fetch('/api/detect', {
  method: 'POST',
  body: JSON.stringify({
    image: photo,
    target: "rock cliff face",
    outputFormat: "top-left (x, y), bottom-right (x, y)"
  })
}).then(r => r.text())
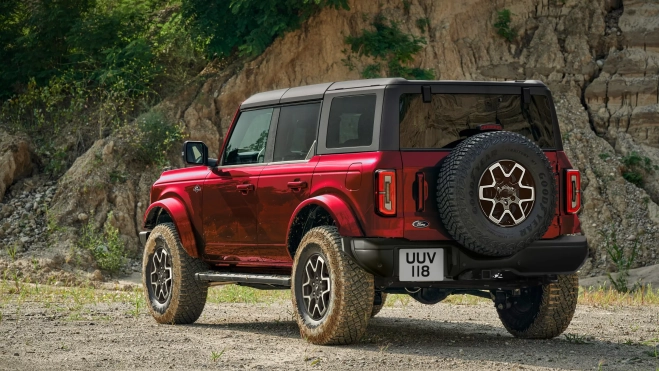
top-left (5, 0), bottom-right (658, 275)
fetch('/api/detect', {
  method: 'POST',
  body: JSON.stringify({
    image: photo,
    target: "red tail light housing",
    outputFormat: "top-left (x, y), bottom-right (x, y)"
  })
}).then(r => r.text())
top-left (375, 170), bottom-right (396, 216)
top-left (565, 169), bottom-right (581, 214)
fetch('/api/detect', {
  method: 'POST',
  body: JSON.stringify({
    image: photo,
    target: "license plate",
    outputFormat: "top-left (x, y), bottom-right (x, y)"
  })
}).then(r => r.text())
top-left (398, 249), bottom-right (444, 281)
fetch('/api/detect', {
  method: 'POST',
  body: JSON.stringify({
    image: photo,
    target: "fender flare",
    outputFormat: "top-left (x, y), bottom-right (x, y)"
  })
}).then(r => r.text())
top-left (286, 194), bottom-right (364, 245)
top-left (143, 198), bottom-right (199, 258)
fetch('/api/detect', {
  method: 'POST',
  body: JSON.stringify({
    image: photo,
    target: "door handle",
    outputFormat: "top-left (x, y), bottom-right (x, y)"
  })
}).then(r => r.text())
top-left (416, 172), bottom-right (426, 212)
top-left (287, 181), bottom-right (308, 191)
top-left (236, 183), bottom-right (254, 193)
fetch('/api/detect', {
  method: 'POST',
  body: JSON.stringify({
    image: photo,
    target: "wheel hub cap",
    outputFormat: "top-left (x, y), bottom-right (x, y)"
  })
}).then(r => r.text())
top-left (302, 254), bottom-right (331, 320)
top-left (150, 247), bottom-right (173, 304)
top-left (478, 160), bottom-right (535, 227)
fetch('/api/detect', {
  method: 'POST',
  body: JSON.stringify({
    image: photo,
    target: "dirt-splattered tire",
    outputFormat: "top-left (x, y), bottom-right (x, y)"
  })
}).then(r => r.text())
top-left (142, 223), bottom-right (208, 324)
top-left (437, 131), bottom-right (557, 257)
top-left (497, 274), bottom-right (578, 339)
top-left (371, 293), bottom-right (387, 317)
top-left (291, 226), bottom-right (374, 345)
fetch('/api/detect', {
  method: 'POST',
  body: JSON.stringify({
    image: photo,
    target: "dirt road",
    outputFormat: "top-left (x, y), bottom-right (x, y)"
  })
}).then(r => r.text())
top-left (1, 290), bottom-right (658, 370)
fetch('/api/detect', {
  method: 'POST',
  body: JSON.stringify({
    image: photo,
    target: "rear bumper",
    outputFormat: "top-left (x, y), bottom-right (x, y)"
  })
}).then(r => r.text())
top-left (341, 235), bottom-right (588, 284)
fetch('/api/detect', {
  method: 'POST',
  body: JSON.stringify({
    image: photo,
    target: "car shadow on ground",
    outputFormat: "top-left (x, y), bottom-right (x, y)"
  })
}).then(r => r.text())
top-left (191, 314), bottom-right (657, 370)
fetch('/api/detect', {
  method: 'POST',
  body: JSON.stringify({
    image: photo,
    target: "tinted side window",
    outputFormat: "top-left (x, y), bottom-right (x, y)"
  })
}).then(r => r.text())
top-left (273, 103), bottom-right (321, 162)
top-left (399, 94), bottom-right (555, 149)
top-left (223, 108), bottom-right (273, 165)
top-left (326, 95), bottom-right (376, 148)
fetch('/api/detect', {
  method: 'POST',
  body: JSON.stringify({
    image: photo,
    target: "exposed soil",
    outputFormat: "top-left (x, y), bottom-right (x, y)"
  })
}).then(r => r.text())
top-left (1, 293), bottom-right (657, 370)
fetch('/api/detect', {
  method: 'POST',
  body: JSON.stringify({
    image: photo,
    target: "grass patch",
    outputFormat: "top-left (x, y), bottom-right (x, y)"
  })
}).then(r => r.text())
top-left (579, 285), bottom-right (659, 306)
top-left (78, 211), bottom-right (127, 273)
top-left (564, 333), bottom-right (593, 344)
top-left (206, 285), bottom-right (289, 304)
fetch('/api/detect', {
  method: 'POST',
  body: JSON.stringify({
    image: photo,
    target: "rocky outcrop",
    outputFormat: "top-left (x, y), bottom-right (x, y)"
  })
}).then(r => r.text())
top-left (37, 0), bottom-right (659, 275)
top-left (49, 138), bottom-right (160, 254)
top-left (0, 131), bottom-right (34, 202)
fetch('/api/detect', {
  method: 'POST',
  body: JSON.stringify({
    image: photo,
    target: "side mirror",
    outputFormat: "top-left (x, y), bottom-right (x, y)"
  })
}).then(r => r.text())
top-left (182, 141), bottom-right (208, 166)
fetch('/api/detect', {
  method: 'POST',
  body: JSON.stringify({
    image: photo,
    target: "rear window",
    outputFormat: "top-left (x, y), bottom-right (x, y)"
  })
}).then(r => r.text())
top-left (399, 94), bottom-right (555, 149)
top-left (327, 95), bottom-right (376, 148)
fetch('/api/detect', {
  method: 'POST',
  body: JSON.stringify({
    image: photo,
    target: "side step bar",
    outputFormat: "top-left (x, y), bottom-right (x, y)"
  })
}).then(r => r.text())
top-left (195, 271), bottom-right (291, 287)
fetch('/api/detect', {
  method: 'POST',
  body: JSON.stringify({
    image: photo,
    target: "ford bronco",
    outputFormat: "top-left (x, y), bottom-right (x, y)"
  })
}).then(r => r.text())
top-left (140, 78), bottom-right (587, 345)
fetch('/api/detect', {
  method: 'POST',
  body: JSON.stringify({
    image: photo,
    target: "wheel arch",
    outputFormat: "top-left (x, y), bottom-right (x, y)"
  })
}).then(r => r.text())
top-left (143, 198), bottom-right (199, 258)
top-left (286, 195), bottom-right (363, 259)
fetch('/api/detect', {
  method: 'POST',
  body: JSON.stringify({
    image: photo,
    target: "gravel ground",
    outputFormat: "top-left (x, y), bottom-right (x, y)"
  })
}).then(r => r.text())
top-left (0, 296), bottom-right (658, 370)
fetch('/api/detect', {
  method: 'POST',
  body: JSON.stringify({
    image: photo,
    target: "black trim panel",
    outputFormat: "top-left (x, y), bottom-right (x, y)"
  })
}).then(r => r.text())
top-left (342, 235), bottom-right (588, 279)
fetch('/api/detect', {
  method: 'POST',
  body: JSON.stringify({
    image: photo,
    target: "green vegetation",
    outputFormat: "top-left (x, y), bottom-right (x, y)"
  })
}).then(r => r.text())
top-left (0, 0), bottom-right (207, 175)
top-left (78, 212), bottom-right (127, 273)
top-left (5, 244), bottom-right (18, 261)
top-left (494, 9), bottom-right (516, 42)
top-left (182, 0), bottom-right (348, 58)
top-left (343, 15), bottom-right (435, 80)
top-left (118, 110), bottom-right (185, 166)
top-left (599, 229), bottom-right (639, 293)
top-left (564, 333), bottom-right (592, 344)
top-left (210, 349), bottom-right (226, 362)
top-left (621, 151), bottom-right (657, 187)
top-left (599, 153), bottom-right (611, 160)
top-left (415, 18), bottom-right (430, 33)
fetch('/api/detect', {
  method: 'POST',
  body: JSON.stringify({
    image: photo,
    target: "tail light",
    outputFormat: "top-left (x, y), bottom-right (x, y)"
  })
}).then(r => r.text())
top-left (375, 170), bottom-right (396, 216)
top-left (565, 169), bottom-right (581, 214)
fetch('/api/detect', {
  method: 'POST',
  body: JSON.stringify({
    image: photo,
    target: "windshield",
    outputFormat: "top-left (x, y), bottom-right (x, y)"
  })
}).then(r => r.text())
top-left (399, 93), bottom-right (555, 149)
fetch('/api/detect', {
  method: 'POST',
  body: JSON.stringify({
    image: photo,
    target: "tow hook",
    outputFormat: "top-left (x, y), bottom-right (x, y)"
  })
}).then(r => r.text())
top-left (494, 290), bottom-right (513, 310)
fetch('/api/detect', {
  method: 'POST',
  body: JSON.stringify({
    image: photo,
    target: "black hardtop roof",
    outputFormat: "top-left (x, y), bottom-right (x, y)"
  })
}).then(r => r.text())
top-left (240, 78), bottom-right (548, 109)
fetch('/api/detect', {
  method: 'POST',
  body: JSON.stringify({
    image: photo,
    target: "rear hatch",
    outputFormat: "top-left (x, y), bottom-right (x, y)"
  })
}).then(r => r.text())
top-left (397, 90), bottom-right (561, 240)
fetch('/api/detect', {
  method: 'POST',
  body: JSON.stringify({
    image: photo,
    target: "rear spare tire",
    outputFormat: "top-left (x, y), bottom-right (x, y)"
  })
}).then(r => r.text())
top-left (437, 131), bottom-right (556, 257)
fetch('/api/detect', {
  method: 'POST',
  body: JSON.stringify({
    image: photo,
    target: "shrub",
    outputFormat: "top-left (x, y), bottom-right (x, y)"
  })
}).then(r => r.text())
top-left (344, 15), bottom-right (435, 80)
top-left (415, 18), bottom-right (430, 33)
top-left (494, 9), bottom-right (516, 42)
top-left (120, 110), bottom-right (185, 166)
top-left (600, 228), bottom-right (639, 293)
top-left (182, 0), bottom-right (349, 59)
top-left (621, 151), bottom-right (656, 187)
top-left (78, 212), bottom-right (127, 273)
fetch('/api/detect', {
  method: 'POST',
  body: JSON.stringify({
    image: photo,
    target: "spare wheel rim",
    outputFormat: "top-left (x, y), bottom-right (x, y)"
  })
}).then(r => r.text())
top-left (478, 159), bottom-right (535, 227)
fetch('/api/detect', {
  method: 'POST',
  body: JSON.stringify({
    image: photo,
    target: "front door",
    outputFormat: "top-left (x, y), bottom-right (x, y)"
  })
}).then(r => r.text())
top-left (202, 107), bottom-right (274, 263)
top-left (257, 102), bottom-right (321, 263)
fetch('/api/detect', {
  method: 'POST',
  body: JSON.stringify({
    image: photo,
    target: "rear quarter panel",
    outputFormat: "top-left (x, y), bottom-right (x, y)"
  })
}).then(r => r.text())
top-left (311, 151), bottom-right (404, 238)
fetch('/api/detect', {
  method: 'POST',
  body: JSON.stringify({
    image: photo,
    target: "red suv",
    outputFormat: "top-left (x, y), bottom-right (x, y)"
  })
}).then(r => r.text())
top-left (140, 78), bottom-right (586, 345)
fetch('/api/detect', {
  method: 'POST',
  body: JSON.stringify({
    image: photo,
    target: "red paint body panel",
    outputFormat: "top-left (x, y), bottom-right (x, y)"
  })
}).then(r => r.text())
top-left (311, 151), bottom-right (404, 238)
top-left (202, 166), bottom-right (263, 262)
top-left (400, 151), bottom-right (451, 240)
top-left (144, 198), bottom-right (199, 258)
top-left (257, 157), bottom-right (319, 262)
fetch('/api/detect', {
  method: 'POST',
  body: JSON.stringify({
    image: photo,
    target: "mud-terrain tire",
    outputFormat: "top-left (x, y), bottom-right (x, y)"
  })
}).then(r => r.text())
top-left (497, 274), bottom-right (578, 339)
top-left (371, 293), bottom-right (387, 317)
top-left (142, 223), bottom-right (208, 324)
top-left (291, 226), bottom-right (374, 345)
top-left (437, 131), bottom-right (557, 256)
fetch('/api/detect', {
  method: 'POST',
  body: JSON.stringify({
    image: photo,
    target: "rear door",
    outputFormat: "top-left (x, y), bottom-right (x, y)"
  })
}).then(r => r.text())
top-left (257, 102), bottom-right (321, 263)
top-left (397, 86), bottom-right (559, 240)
